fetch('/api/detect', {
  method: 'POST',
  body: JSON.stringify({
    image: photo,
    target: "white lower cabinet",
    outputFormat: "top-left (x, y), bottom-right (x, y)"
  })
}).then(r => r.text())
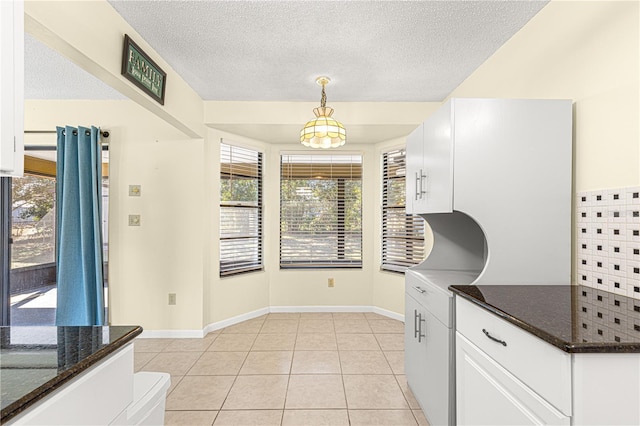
top-left (404, 272), bottom-right (454, 426)
top-left (456, 333), bottom-right (570, 425)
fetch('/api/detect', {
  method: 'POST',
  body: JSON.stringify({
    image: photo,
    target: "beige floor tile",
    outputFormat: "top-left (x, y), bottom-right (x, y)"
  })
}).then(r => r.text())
top-left (339, 351), bottom-right (393, 374)
top-left (239, 351), bottom-right (293, 375)
top-left (267, 312), bottom-right (301, 319)
top-left (187, 351), bottom-right (247, 375)
top-left (369, 319), bottom-right (404, 334)
top-left (282, 409), bottom-right (349, 425)
top-left (165, 410), bottom-right (217, 426)
top-left (223, 375), bottom-right (289, 409)
top-left (134, 352), bottom-right (157, 372)
top-left (336, 333), bottom-right (380, 351)
top-left (165, 375), bottom-right (235, 410)
top-left (221, 318), bottom-right (265, 334)
top-left (348, 409), bottom-right (417, 425)
top-left (298, 319), bottom-right (335, 333)
top-left (295, 333), bottom-right (337, 350)
top-left (213, 410), bottom-right (283, 425)
top-left (140, 351), bottom-right (201, 376)
top-left (413, 409), bottom-right (430, 425)
top-left (384, 351), bottom-right (405, 374)
top-left (395, 375), bottom-right (421, 410)
top-left (343, 375), bottom-right (409, 409)
top-left (375, 333), bottom-right (405, 351)
top-left (291, 350), bottom-right (341, 374)
top-left (166, 375), bottom-right (183, 396)
top-left (260, 319), bottom-right (299, 333)
top-left (208, 334), bottom-right (257, 351)
top-left (364, 312), bottom-right (390, 321)
top-left (332, 312), bottom-right (366, 320)
top-left (285, 375), bottom-right (347, 409)
top-left (334, 319), bottom-right (372, 334)
top-left (251, 333), bottom-right (297, 351)
top-left (162, 336), bottom-right (216, 352)
top-left (299, 312), bottom-right (334, 319)
top-left (133, 338), bottom-right (173, 352)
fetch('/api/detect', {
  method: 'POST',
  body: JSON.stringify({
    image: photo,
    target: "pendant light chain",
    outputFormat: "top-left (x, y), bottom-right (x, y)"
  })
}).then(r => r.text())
top-left (320, 83), bottom-right (327, 108)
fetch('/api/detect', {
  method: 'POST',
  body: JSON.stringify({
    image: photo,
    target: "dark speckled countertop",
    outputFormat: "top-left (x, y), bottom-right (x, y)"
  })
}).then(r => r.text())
top-left (449, 285), bottom-right (640, 353)
top-left (0, 325), bottom-right (142, 423)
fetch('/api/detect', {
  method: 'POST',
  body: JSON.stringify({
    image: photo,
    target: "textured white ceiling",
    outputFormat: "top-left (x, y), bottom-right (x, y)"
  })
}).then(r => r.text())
top-left (25, 1), bottom-right (549, 103)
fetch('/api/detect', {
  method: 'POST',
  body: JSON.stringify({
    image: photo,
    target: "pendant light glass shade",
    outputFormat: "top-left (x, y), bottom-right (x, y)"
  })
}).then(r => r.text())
top-left (300, 77), bottom-right (346, 149)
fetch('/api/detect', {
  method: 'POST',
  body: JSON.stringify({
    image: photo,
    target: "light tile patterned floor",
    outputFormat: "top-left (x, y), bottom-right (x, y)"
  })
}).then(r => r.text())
top-left (134, 312), bottom-right (429, 426)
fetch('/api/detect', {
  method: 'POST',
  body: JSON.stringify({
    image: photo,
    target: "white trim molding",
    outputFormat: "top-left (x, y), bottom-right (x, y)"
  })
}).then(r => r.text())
top-left (138, 306), bottom-right (404, 339)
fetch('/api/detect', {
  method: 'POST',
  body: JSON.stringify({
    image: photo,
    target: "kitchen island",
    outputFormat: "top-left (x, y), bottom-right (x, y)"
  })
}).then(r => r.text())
top-left (450, 285), bottom-right (640, 425)
top-left (1, 325), bottom-right (142, 425)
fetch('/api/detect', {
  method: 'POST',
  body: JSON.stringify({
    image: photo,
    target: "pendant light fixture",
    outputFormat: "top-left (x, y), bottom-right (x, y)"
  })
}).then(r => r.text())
top-left (300, 76), bottom-right (346, 148)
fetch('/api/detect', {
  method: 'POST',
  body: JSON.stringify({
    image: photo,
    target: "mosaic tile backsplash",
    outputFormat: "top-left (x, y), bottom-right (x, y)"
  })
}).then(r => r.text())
top-left (577, 187), bottom-right (640, 299)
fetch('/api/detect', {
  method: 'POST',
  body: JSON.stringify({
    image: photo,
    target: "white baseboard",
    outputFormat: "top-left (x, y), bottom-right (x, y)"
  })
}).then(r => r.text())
top-left (202, 307), bottom-right (270, 335)
top-left (270, 305), bottom-right (372, 313)
top-left (141, 305), bottom-right (404, 338)
top-left (372, 306), bottom-right (405, 322)
top-left (138, 329), bottom-right (204, 339)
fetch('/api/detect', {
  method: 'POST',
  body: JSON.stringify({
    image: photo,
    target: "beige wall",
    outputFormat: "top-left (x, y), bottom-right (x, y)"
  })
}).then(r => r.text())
top-left (24, 100), bottom-right (206, 331)
top-left (447, 0), bottom-right (639, 191)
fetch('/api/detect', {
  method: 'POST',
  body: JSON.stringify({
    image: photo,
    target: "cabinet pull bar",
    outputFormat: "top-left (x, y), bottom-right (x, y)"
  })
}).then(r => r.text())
top-left (418, 313), bottom-right (426, 343)
top-left (412, 285), bottom-right (426, 294)
top-left (414, 309), bottom-right (419, 339)
top-left (415, 172), bottom-right (420, 200)
top-left (482, 329), bottom-right (507, 346)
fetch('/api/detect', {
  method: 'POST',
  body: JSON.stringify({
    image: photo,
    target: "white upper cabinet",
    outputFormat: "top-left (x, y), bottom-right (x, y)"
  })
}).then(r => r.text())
top-left (0, 0), bottom-right (24, 177)
top-left (405, 101), bottom-right (454, 215)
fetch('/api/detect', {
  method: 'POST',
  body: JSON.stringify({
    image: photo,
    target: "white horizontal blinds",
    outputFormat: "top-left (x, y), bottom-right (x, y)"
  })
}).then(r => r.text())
top-left (220, 142), bottom-right (263, 276)
top-left (382, 148), bottom-right (425, 272)
top-left (280, 153), bottom-right (362, 268)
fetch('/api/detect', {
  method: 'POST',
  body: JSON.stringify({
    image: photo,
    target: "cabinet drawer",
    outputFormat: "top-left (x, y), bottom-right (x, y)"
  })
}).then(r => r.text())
top-left (406, 270), bottom-right (452, 327)
top-left (456, 297), bottom-right (571, 416)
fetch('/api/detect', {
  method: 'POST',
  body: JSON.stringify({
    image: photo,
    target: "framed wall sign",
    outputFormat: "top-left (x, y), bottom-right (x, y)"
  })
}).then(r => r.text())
top-left (121, 34), bottom-right (166, 105)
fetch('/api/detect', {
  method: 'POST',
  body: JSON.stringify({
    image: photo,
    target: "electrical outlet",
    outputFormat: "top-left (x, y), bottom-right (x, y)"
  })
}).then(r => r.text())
top-left (128, 214), bottom-right (141, 226)
top-left (328, 278), bottom-right (335, 288)
top-left (168, 293), bottom-right (176, 305)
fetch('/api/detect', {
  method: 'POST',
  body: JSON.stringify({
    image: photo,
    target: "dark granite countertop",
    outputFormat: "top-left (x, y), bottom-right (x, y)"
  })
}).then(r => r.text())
top-left (0, 325), bottom-right (142, 423)
top-left (449, 285), bottom-right (640, 353)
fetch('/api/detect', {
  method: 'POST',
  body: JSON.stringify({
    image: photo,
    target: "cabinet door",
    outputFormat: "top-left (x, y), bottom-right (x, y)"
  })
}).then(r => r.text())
top-left (405, 293), bottom-right (451, 426)
top-left (405, 123), bottom-right (424, 214)
top-left (421, 101), bottom-right (453, 213)
top-left (456, 333), bottom-right (570, 426)
top-left (0, 0), bottom-right (24, 177)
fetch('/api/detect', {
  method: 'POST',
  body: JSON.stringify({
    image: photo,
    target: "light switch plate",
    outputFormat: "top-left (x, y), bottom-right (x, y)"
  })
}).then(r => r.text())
top-left (128, 214), bottom-right (141, 226)
top-left (129, 185), bottom-right (141, 197)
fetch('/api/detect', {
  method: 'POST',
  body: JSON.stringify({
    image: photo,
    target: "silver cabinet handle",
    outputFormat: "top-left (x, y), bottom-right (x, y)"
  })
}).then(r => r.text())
top-left (419, 169), bottom-right (426, 198)
top-left (412, 285), bottom-right (426, 294)
top-left (415, 172), bottom-right (420, 200)
top-left (414, 309), bottom-right (419, 339)
top-left (418, 313), bottom-right (426, 342)
top-left (483, 329), bottom-right (507, 346)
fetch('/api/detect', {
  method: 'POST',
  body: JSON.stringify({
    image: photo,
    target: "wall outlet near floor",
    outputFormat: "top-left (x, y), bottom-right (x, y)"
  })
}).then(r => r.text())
top-left (168, 293), bottom-right (176, 305)
top-left (328, 278), bottom-right (335, 288)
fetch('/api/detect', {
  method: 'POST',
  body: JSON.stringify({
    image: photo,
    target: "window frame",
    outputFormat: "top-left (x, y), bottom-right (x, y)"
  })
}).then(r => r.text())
top-left (279, 152), bottom-right (363, 269)
top-left (381, 147), bottom-right (425, 273)
top-left (219, 141), bottom-right (264, 277)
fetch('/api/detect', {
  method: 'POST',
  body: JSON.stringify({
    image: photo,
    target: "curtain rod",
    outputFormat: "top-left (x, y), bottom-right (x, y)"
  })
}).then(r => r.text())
top-left (25, 129), bottom-right (110, 138)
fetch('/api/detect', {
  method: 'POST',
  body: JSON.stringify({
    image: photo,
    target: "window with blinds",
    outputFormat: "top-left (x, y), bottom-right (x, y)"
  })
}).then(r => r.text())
top-left (280, 153), bottom-right (362, 268)
top-left (382, 148), bottom-right (425, 272)
top-left (220, 142), bottom-right (263, 276)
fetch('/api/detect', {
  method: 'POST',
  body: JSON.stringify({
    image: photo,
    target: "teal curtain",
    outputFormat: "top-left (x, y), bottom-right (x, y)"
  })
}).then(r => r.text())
top-left (55, 126), bottom-right (104, 326)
